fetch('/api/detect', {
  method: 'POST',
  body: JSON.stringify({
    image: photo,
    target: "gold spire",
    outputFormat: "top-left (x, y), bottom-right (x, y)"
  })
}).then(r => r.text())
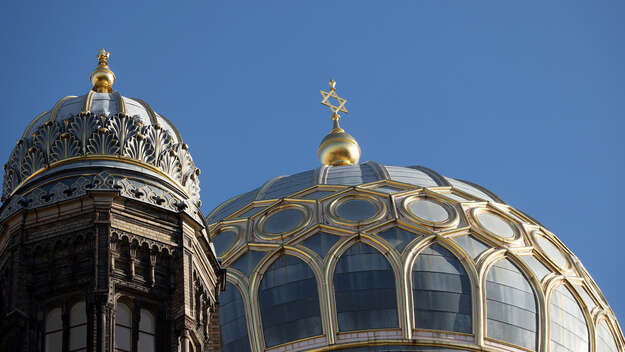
top-left (320, 78), bottom-right (348, 132)
top-left (90, 48), bottom-right (116, 93)
top-left (318, 79), bottom-right (361, 166)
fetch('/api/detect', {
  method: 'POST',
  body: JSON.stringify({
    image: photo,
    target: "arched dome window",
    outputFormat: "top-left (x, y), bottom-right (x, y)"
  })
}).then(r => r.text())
top-left (411, 244), bottom-right (472, 333)
top-left (115, 302), bottom-right (132, 352)
top-left (597, 319), bottom-right (619, 352)
top-left (549, 284), bottom-right (589, 352)
top-left (219, 282), bottom-right (251, 352)
top-left (45, 307), bottom-right (63, 352)
top-left (69, 301), bottom-right (87, 352)
top-left (259, 255), bottom-right (322, 347)
top-left (138, 309), bottom-right (156, 352)
top-left (485, 258), bottom-right (537, 350)
top-left (333, 242), bottom-right (398, 331)
top-left (114, 300), bottom-right (157, 352)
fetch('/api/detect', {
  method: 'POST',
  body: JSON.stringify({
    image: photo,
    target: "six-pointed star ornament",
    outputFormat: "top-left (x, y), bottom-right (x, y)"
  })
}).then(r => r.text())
top-left (320, 79), bottom-right (348, 120)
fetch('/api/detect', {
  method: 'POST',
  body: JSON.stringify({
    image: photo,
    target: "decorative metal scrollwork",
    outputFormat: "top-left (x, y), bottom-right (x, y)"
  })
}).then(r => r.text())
top-left (2, 112), bottom-right (201, 206)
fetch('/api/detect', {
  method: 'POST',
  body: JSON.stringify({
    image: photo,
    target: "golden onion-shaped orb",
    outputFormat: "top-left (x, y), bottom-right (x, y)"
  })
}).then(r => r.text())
top-left (90, 49), bottom-right (116, 93)
top-left (317, 130), bottom-right (361, 166)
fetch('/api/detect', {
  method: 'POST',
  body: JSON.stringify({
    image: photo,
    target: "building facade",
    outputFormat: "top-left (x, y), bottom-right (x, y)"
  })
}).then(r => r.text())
top-left (0, 53), bottom-right (623, 352)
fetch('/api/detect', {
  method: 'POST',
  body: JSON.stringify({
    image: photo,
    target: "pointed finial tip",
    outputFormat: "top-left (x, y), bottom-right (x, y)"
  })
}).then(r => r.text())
top-left (90, 48), bottom-right (115, 93)
top-left (97, 48), bottom-right (110, 63)
top-left (318, 79), bottom-right (360, 166)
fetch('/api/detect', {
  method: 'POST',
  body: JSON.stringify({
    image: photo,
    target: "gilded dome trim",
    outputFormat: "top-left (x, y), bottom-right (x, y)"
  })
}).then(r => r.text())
top-left (7, 154), bottom-right (188, 200)
top-left (82, 90), bottom-right (95, 112)
top-left (400, 195), bottom-right (459, 228)
top-left (364, 160), bottom-right (390, 180)
top-left (256, 175), bottom-right (288, 201)
top-left (114, 91), bottom-right (126, 115)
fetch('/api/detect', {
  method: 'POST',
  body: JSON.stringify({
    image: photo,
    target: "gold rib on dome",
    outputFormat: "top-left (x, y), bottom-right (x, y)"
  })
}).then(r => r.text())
top-left (90, 48), bottom-right (116, 93)
top-left (318, 79), bottom-right (361, 166)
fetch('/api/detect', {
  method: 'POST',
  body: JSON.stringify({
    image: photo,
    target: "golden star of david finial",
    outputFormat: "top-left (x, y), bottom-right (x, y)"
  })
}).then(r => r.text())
top-left (320, 79), bottom-right (348, 121)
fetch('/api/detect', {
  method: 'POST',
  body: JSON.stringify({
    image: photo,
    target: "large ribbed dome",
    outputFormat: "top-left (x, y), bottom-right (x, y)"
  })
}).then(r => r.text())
top-left (1, 90), bottom-right (202, 222)
top-left (206, 163), bottom-right (624, 352)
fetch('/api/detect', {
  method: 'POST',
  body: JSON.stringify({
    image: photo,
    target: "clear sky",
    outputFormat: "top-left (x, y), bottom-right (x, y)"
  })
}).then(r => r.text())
top-left (1, 1), bottom-right (624, 324)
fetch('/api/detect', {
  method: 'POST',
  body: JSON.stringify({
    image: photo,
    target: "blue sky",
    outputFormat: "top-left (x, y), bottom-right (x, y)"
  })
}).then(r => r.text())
top-left (1, 1), bottom-right (624, 324)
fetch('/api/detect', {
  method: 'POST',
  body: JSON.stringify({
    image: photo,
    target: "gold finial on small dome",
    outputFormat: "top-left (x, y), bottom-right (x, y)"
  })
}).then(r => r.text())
top-left (318, 79), bottom-right (361, 166)
top-left (90, 48), bottom-right (116, 93)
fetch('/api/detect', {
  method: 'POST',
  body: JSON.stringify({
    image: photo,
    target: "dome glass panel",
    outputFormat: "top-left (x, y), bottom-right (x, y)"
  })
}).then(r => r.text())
top-left (446, 177), bottom-right (495, 202)
top-left (263, 208), bottom-right (305, 234)
top-left (535, 233), bottom-right (569, 268)
top-left (435, 191), bottom-right (469, 203)
top-left (300, 190), bottom-right (336, 200)
top-left (519, 255), bottom-right (552, 282)
top-left (486, 258), bottom-right (537, 350)
top-left (259, 255), bottom-right (322, 347)
top-left (412, 244), bottom-right (472, 333)
top-left (212, 230), bottom-right (236, 257)
top-left (452, 235), bottom-right (489, 260)
top-left (230, 251), bottom-right (265, 277)
top-left (476, 212), bottom-right (515, 238)
top-left (372, 185), bottom-right (407, 194)
top-left (220, 282), bottom-right (251, 352)
top-left (334, 242), bottom-right (398, 331)
top-left (549, 284), bottom-right (589, 352)
top-left (377, 227), bottom-right (420, 252)
top-left (385, 166), bottom-right (437, 187)
top-left (407, 199), bottom-right (449, 223)
top-left (574, 285), bottom-right (597, 313)
top-left (336, 199), bottom-right (377, 222)
top-left (301, 232), bottom-right (340, 259)
top-left (597, 320), bottom-right (618, 352)
top-left (234, 206), bottom-right (267, 219)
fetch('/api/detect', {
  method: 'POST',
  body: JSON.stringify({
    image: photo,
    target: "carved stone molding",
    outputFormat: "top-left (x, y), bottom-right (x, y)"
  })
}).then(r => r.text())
top-left (110, 230), bottom-right (177, 256)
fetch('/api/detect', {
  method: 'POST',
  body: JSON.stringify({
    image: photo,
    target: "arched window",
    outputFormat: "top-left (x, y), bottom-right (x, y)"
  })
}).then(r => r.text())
top-left (114, 301), bottom-right (156, 352)
top-left (115, 302), bottom-right (132, 352)
top-left (412, 244), bottom-right (472, 333)
top-left (69, 301), bottom-right (87, 351)
top-left (333, 242), bottom-right (398, 331)
top-left (45, 307), bottom-right (63, 352)
top-left (549, 284), bottom-right (589, 352)
top-left (486, 258), bottom-right (537, 350)
top-left (259, 255), bottom-right (322, 347)
top-left (597, 319), bottom-right (619, 352)
top-left (219, 282), bottom-right (251, 352)
top-left (138, 309), bottom-right (156, 352)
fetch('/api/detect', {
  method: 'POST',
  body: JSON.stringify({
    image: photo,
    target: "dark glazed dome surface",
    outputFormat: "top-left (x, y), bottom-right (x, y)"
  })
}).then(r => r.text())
top-left (206, 162), bottom-right (624, 352)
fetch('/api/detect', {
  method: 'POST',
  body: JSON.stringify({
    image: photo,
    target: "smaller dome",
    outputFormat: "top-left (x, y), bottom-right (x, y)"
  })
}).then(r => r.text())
top-left (0, 50), bottom-right (202, 224)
